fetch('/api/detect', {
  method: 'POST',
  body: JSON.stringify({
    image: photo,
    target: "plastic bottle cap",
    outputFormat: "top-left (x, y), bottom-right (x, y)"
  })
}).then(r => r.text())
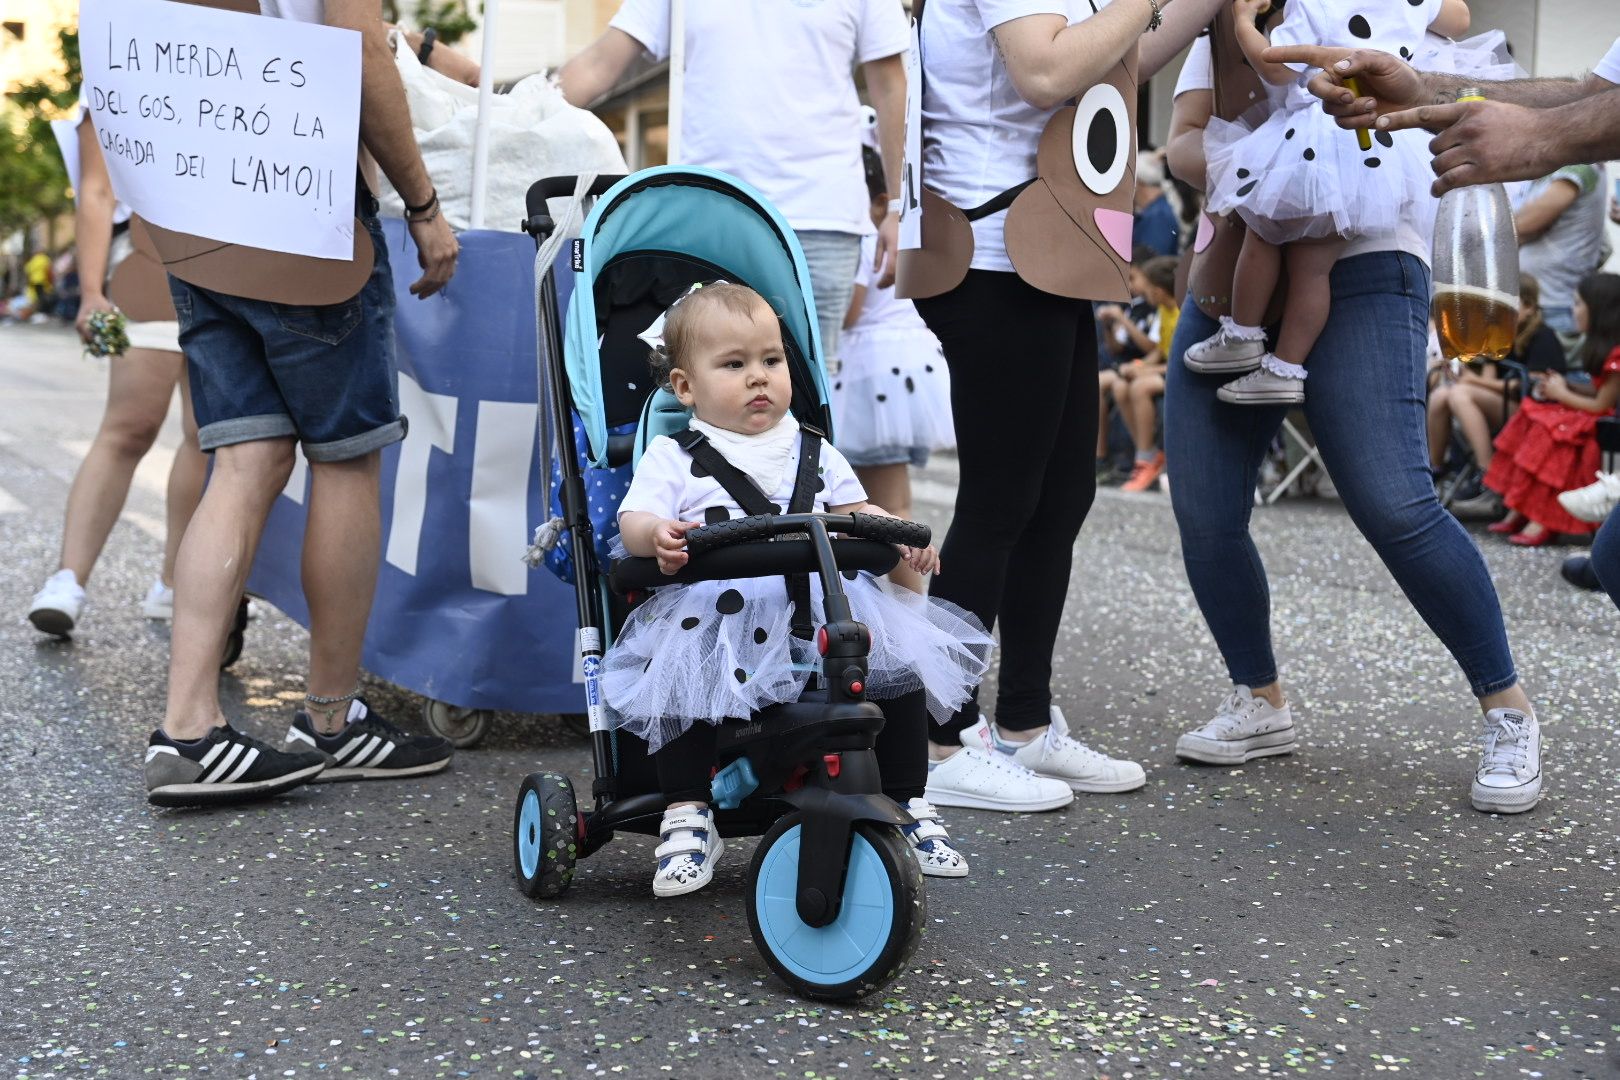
top-left (1456, 86), bottom-right (1485, 104)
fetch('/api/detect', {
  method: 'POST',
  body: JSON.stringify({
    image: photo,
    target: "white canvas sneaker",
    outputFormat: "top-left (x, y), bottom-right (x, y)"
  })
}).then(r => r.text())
top-left (1184, 319), bottom-right (1267, 374)
top-left (925, 721), bottom-right (1074, 813)
top-left (1175, 685), bottom-right (1297, 765)
top-left (28, 569), bottom-right (85, 637)
top-left (901, 797), bottom-right (969, 878)
top-left (141, 578), bottom-right (175, 620)
top-left (994, 707), bottom-right (1145, 793)
top-left (1217, 364), bottom-right (1306, 406)
top-left (1471, 708), bottom-right (1541, 814)
top-left (1557, 471), bottom-right (1620, 524)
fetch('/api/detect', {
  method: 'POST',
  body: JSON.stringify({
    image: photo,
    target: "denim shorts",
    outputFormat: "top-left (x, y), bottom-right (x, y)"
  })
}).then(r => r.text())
top-left (168, 214), bottom-right (404, 463)
top-left (841, 444), bottom-right (931, 469)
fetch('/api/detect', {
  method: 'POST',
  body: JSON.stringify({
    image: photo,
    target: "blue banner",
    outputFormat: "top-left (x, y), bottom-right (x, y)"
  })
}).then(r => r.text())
top-left (247, 219), bottom-right (583, 714)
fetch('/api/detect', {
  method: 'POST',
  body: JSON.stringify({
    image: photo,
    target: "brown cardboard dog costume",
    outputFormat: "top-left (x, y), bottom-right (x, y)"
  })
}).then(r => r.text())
top-left (897, 5), bottom-right (1140, 304)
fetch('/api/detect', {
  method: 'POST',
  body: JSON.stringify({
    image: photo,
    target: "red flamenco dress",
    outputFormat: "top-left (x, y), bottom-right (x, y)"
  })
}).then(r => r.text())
top-left (1484, 348), bottom-right (1620, 535)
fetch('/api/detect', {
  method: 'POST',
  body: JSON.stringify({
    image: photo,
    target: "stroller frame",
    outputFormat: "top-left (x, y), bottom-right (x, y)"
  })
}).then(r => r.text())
top-left (512, 170), bottom-right (930, 1000)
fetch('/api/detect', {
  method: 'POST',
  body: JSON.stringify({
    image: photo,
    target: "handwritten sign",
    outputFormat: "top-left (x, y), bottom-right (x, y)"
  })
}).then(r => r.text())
top-left (78, 0), bottom-right (361, 261)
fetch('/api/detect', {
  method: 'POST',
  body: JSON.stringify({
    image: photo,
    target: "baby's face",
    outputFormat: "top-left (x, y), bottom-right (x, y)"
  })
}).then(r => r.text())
top-left (671, 298), bottom-right (793, 435)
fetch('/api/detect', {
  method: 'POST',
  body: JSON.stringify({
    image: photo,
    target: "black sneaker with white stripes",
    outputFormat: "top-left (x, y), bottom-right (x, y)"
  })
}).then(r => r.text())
top-left (283, 698), bottom-right (453, 782)
top-left (145, 725), bottom-right (327, 808)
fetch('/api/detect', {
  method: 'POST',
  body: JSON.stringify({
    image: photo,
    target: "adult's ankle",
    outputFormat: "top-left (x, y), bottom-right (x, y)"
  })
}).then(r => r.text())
top-left (1251, 682), bottom-right (1286, 709)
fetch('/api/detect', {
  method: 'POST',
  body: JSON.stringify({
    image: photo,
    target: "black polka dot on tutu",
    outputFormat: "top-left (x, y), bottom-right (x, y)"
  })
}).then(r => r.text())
top-left (891, 366), bottom-right (901, 375)
top-left (1363, 157), bottom-right (1382, 168)
top-left (1303, 147), bottom-right (1316, 161)
top-left (834, 381), bottom-right (842, 390)
top-left (1285, 127), bottom-right (1295, 140)
top-left (690, 460), bottom-right (710, 478)
top-left (925, 364), bottom-right (935, 373)
top-left (1376, 130), bottom-right (1394, 148)
top-left (905, 376), bottom-right (916, 393)
top-left (734, 668), bottom-right (748, 684)
top-left (842, 569), bottom-right (859, 581)
top-left (1348, 14), bottom-right (1371, 38)
top-left (681, 617), bottom-right (701, 630)
top-left (1399, 46), bottom-right (1413, 60)
top-left (716, 589), bottom-right (744, 615)
top-left (1236, 179), bottom-right (1258, 197)
top-left (1236, 167), bottom-right (1250, 179)
top-left (876, 393), bottom-right (888, 402)
top-left (644, 658), bottom-right (653, 672)
top-left (753, 627), bottom-right (768, 644)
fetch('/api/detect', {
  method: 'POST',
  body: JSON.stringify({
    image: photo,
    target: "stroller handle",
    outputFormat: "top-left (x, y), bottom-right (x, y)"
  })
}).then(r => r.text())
top-left (686, 513), bottom-right (932, 557)
top-left (523, 175), bottom-right (628, 234)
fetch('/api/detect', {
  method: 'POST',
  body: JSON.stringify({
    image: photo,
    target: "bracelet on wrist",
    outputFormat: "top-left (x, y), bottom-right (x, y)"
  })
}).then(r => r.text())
top-left (1144, 0), bottom-right (1162, 31)
top-left (886, 198), bottom-right (904, 216)
top-left (417, 26), bottom-right (437, 65)
top-left (404, 188), bottom-right (438, 216)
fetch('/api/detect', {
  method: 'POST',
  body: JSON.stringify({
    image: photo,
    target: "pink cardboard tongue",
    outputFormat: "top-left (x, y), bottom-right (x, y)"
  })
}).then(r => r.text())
top-left (1194, 211), bottom-right (1216, 254)
top-left (1094, 207), bottom-right (1135, 261)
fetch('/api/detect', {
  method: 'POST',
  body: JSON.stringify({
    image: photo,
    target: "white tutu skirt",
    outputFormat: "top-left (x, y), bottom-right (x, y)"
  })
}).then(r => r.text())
top-left (832, 327), bottom-right (955, 463)
top-left (601, 573), bottom-right (993, 752)
top-left (1415, 30), bottom-right (1523, 82)
top-left (1204, 85), bottom-right (1436, 246)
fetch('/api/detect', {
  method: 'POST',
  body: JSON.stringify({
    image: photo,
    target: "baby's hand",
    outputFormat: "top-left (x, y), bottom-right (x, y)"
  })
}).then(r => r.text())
top-left (901, 543), bottom-right (941, 577)
top-left (653, 519), bottom-right (702, 575)
top-left (1234, 0), bottom-right (1270, 19)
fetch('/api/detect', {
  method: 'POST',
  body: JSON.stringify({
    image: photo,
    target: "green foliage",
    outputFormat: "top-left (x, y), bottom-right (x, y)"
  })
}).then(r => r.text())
top-left (413, 0), bottom-right (478, 45)
top-left (2, 28), bottom-right (80, 245)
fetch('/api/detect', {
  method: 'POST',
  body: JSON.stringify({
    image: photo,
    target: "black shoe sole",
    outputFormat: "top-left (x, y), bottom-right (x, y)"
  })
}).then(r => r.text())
top-left (147, 763), bottom-right (326, 807)
top-left (314, 756), bottom-right (454, 783)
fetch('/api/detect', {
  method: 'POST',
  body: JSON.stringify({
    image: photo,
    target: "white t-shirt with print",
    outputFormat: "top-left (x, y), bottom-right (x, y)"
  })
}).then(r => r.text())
top-left (260, 0), bottom-right (323, 22)
top-left (620, 431), bottom-right (868, 524)
top-left (1595, 37), bottom-right (1620, 85)
top-left (610, 0), bottom-right (909, 236)
top-left (921, 0), bottom-right (1105, 273)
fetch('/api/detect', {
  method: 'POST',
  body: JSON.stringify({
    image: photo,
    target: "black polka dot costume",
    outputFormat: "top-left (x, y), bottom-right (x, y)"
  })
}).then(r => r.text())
top-left (600, 423), bottom-right (993, 753)
top-left (1204, 0), bottom-right (1448, 246)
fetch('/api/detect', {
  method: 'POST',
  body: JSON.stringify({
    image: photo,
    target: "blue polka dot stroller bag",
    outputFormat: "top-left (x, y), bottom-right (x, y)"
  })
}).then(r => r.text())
top-left (511, 169), bottom-right (931, 1000)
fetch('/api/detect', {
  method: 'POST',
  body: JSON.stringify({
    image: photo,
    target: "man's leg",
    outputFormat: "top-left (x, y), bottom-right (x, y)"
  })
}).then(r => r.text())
top-left (794, 230), bottom-right (861, 370)
top-left (163, 438), bottom-right (297, 740)
top-left (302, 451), bottom-right (383, 732)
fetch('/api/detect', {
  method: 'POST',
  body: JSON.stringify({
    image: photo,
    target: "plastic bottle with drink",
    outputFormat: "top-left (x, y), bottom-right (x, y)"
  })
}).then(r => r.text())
top-left (1430, 89), bottom-right (1519, 363)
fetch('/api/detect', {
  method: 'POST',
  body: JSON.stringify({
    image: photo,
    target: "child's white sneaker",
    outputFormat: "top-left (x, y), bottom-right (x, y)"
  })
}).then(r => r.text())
top-left (141, 578), bottom-right (175, 620)
top-left (652, 804), bottom-right (725, 898)
top-left (1557, 471), bottom-right (1620, 524)
top-left (993, 707), bottom-right (1146, 793)
top-left (1184, 317), bottom-right (1266, 374)
top-left (1217, 355), bottom-right (1306, 406)
top-left (1472, 708), bottom-right (1541, 814)
top-left (28, 569), bottom-right (85, 637)
top-left (1176, 685), bottom-right (1297, 764)
top-left (900, 797), bottom-right (969, 877)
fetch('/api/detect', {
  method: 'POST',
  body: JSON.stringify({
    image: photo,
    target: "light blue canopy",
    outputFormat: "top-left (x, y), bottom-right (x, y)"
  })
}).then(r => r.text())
top-left (562, 167), bottom-right (832, 469)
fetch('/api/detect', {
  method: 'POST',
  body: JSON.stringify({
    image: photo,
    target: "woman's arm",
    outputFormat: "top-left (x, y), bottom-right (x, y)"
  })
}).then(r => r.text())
top-left (1139, 0), bottom-right (1229, 79)
top-left (1165, 88), bottom-right (1213, 190)
top-left (993, 2), bottom-right (1158, 111)
top-left (1428, 0), bottom-right (1470, 39)
top-left (72, 116), bottom-right (118, 340)
top-left (1513, 177), bottom-right (1580, 242)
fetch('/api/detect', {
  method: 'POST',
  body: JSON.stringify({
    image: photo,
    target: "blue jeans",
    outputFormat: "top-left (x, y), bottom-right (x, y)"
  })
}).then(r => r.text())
top-left (796, 230), bottom-right (861, 371)
top-left (1592, 514), bottom-right (1620, 613)
top-left (1164, 251), bottom-right (1519, 698)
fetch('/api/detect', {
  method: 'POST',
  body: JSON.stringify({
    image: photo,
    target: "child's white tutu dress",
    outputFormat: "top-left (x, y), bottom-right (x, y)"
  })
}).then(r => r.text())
top-left (831, 236), bottom-right (955, 467)
top-left (601, 420), bottom-right (992, 752)
top-left (1204, 0), bottom-right (1458, 247)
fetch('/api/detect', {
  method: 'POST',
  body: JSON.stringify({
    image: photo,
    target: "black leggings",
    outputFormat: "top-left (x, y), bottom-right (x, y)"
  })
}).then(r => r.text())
top-left (916, 270), bottom-right (1100, 737)
top-left (656, 690), bottom-right (929, 805)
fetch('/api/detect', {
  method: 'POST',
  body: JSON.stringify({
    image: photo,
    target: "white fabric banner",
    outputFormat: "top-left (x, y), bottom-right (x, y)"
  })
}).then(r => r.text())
top-left (78, 0), bottom-right (361, 261)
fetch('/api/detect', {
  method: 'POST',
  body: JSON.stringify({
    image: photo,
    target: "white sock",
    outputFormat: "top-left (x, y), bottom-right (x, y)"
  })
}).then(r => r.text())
top-left (1219, 315), bottom-right (1264, 340)
top-left (1260, 353), bottom-right (1308, 379)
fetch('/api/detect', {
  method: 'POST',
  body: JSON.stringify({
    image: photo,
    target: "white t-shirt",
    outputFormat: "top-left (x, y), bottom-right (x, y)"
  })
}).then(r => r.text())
top-left (1595, 37), bottom-right (1620, 85)
top-left (849, 234), bottom-right (932, 335)
top-left (1173, 34), bottom-right (1212, 98)
top-left (921, 0), bottom-right (1106, 273)
top-left (1174, 36), bottom-right (1429, 265)
top-left (610, 0), bottom-right (909, 235)
top-left (260, 0), bottom-right (324, 21)
top-left (620, 431), bottom-right (867, 523)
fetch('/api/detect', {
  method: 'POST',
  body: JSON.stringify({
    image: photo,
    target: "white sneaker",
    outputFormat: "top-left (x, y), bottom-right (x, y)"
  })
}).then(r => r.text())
top-left (1175, 685), bottom-right (1297, 765)
top-left (1184, 319), bottom-right (1266, 374)
top-left (1471, 709), bottom-right (1541, 814)
top-left (925, 724), bottom-right (1074, 813)
top-left (994, 707), bottom-right (1145, 793)
top-left (1557, 471), bottom-right (1620, 524)
top-left (901, 797), bottom-right (969, 878)
top-left (652, 805), bottom-right (725, 898)
top-left (28, 569), bottom-right (85, 637)
top-left (141, 578), bottom-right (174, 620)
top-left (1217, 363), bottom-right (1306, 406)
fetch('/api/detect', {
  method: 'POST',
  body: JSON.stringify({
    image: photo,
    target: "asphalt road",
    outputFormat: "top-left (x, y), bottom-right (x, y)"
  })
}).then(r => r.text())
top-left (2, 321), bottom-right (1616, 1079)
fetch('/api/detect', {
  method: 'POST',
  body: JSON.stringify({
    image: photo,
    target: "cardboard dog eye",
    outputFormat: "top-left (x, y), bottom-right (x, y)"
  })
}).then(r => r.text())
top-left (1072, 82), bottom-right (1131, 196)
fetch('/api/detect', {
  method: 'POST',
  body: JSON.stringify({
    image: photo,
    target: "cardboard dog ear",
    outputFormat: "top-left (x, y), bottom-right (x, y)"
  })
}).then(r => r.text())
top-left (136, 0), bottom-right (376, 306)
top-left (895, 188), bottom-right (974, 301)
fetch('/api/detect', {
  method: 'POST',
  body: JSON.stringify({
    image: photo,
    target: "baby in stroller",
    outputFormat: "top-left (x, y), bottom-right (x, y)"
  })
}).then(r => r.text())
top-left (602, 281), bottom-right (994, 897)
